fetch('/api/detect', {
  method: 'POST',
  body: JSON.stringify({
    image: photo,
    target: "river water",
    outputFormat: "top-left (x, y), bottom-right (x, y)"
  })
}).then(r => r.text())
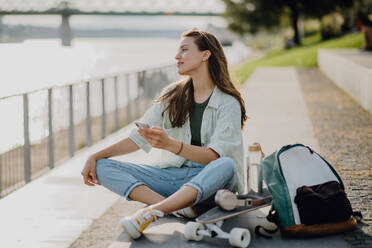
top-left (0, 37), bottom-right (251, 153)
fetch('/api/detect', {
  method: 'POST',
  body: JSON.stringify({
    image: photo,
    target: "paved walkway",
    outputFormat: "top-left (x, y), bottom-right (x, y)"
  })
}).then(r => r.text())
top-left (0, 124), bottom-right (163, 248)
top-left (0, 67), bottom-right (356, 248)
top-left (241, 67), bottom-right (319, 154)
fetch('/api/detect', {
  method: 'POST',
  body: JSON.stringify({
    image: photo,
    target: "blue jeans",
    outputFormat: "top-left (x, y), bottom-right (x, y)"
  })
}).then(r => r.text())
top-left (96, 157), bottom-right (237, 207)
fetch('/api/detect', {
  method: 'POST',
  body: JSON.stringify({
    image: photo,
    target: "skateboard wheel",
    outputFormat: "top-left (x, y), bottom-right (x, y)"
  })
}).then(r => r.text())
top-left (184, 221), bottom-right (204, 241)
top-left (229, 228), bottom-right (251, 248)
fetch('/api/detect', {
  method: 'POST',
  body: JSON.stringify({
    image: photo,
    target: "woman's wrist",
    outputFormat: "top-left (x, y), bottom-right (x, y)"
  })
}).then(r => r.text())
top-left (168, 139), bottom-right (182, 154)
top-left (89, 154), bottom-right (98, 161)
top-left (90, 153), bottom-right (105, 161)
top-left (174, 141), bottom-right (183, 155)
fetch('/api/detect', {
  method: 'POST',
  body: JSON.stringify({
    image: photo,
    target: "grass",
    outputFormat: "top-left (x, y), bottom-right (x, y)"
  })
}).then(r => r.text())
top-left (233, 33), bottom-right (364, 84)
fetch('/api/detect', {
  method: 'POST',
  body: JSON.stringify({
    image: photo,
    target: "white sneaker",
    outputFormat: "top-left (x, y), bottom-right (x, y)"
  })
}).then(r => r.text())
top-left (172, 206), bottom-right (198, 219)
top-left (120, 207), bottom-right (164, 239)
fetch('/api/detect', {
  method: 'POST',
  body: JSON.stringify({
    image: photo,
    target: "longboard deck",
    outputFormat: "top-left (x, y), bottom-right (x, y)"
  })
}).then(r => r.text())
top-left (196, 189), bottom-right (272, 224)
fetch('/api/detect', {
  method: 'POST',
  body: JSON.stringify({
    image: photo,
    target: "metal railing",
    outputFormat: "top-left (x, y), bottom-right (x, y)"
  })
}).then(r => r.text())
top-left (0, 64), bottom-right (178, 198)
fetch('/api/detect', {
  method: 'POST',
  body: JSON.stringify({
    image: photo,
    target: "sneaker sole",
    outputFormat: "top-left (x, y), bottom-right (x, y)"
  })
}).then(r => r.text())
top-left (121, 217), bottom-right (141, 239)
top-left (184, 208), bottom-right (197, 218)
top-left (176, 207), bottom-right (198, 219)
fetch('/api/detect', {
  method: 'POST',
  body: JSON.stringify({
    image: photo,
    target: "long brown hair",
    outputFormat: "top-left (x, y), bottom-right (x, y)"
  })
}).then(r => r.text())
top-left (156, 29), bottom-right (247, 129)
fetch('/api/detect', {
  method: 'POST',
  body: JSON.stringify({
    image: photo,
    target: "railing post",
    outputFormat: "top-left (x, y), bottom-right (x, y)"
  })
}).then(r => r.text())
top-left (86, 81), bottom-right (92, 147)
top-left (101, 79), bottom-right (106, 139)
top-left (68, 85), bottom-right (75, 157)
top-left (136, 72), bottom-right (141, 118)
top-left (141, 70), bottom-right (146, 113)
top-left (126, 74), bottom-right (131, 123)
top-left (48, 88), bottom-right (54, 169)
top-left (23, 93), bottom-right (31, 184)
top-left (114, 76), bottom-right (119, 131)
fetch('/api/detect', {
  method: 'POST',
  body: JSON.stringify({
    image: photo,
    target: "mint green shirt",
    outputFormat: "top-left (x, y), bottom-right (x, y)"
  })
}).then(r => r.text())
top-left (129, 86), bottom-right (244, 193)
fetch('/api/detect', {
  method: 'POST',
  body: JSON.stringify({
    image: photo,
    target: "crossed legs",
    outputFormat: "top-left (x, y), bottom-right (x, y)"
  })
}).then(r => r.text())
top-left (96, 157), bottom-right (236, 214)
top-left (129, 184), bottom-right (198, 215)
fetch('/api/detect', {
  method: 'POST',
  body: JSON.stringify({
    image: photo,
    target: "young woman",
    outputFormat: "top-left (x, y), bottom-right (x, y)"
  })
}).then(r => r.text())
top-left (81, 28), bottom-right (247, 239)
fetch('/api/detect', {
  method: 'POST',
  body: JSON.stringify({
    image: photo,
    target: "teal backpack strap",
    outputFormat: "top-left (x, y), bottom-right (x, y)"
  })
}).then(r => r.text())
top-left (261, 150), bottom-right (295, 227)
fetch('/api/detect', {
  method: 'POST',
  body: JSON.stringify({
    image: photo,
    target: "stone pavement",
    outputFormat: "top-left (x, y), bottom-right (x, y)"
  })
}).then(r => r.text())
top-left (297, 67), bottom-right (372, 248)
top-left (0, 67), bottom-right (362, 248)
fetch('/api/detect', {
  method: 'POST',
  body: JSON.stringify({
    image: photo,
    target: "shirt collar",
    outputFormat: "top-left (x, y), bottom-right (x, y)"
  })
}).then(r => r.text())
top-left (206, 86), bottom-right (222, 109)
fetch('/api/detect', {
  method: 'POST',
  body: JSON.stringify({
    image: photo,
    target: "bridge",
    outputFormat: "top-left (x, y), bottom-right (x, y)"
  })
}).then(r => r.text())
top-left (0, 0), bottom-right (225, 45)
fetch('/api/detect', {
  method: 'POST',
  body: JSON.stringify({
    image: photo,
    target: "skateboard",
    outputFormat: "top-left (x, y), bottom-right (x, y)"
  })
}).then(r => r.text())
top-left (184, 143), bottom-right (270, 247)
top-left (184, 189), bottom-right (272, 248)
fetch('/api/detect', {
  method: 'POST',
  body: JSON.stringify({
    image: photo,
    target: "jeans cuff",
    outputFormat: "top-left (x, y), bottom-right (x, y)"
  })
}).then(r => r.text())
top-left (184, 182), bottom-right (204, 206)
top-left (124, 182), bottom-right (145, 201)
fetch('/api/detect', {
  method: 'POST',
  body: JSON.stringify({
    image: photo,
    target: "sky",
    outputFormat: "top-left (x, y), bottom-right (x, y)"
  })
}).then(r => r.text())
top-left (0, 0), bottom-right (227, 30)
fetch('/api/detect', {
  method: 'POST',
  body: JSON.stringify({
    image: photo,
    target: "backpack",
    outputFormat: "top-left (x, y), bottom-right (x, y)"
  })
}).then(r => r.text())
top-left (257, 144), bottom-right (360, 238)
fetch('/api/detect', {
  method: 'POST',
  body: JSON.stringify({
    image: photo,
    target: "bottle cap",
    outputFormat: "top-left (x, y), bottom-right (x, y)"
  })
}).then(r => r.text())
top-left (248, 143), bottom-right (261, 152)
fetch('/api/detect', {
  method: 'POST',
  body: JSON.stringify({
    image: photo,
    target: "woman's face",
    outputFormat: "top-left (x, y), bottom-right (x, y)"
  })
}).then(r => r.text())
top-left (175, 36), bottom-right (206, 75)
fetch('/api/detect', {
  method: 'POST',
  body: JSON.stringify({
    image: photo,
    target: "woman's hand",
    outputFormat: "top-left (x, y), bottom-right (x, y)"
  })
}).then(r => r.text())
top-left (81, 156), bottom-right (101, 186)
top-left (137, 126), bottom-right (178, 152)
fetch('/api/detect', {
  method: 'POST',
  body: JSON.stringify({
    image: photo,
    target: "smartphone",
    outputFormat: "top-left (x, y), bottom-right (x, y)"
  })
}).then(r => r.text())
top-left (134, 121), bottom-right (150, 129)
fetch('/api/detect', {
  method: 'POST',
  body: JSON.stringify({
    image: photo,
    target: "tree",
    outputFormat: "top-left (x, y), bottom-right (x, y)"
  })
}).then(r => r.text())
top-left (222, 0), bottom-right (281, 36)
top-left (222, 0), bottom-right (353, 45)
top-left (304, 0), bottom-right (353, 39)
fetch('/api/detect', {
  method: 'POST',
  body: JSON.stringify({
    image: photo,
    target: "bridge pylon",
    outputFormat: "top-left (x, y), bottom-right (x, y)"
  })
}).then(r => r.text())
top-left (59, 14), bottom-right (72, 46)
top-left (0, 15), bottom-right (3, 43)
